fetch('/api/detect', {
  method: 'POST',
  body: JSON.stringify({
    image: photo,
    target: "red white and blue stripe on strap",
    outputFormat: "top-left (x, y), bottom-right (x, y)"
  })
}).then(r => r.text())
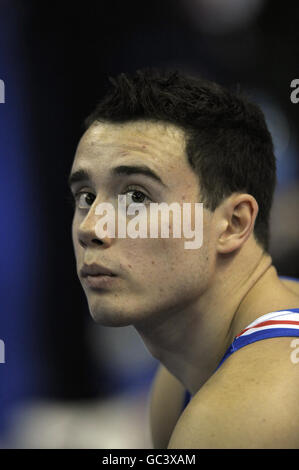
top-left (182, 304), bottom-right (299, 411)
top-left (215, 308), bottom-right (299, 372)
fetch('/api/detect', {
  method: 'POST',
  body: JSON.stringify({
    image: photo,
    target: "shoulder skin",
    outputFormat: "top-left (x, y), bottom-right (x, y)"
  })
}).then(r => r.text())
top-left (168, 335), bottom-right (299, 449)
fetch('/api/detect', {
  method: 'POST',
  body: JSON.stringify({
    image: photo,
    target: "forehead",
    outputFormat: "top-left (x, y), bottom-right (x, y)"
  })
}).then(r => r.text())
top-left (72, 120), bottom-right (199, 192)
top-left (79, 118), bottom-right (184, 144)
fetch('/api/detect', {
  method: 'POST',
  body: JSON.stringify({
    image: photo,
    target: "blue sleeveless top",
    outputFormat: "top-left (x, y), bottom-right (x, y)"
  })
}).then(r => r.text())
top-left (182, 275), bottom-right (299, 411)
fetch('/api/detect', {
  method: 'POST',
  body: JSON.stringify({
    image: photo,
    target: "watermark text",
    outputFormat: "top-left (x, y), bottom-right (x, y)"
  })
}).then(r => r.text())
top-left (0, 79), bottom-right (5, 103)
top-left (290, 79), bottom-right (299, 104)
top-left (93, 196), bottom-right (203, 249)
top-left (0, 339), bottom-right (5, 363)
top-left (290, 338), bottom-right (299, 364)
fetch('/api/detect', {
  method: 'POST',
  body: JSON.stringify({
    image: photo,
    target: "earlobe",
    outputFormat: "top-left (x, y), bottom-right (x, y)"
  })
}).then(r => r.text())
top-left (217, 235), bottom-right (242, 254)
top-left (217, 221), bottom-right (241, 254)
top-left (216, 219), bottom-right (237, 254)
top-left (216, 196), bottom-right (258, 255)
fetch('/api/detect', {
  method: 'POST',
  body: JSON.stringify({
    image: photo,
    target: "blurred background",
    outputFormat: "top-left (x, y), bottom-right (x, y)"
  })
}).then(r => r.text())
top-left (0, 0), bottom-right (298, 448)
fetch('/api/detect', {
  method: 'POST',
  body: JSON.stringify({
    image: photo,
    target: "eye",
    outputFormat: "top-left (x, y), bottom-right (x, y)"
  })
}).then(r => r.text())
top-left (122, 186), bottom-right (151, 205)
top-left (74, 191), bottom-right (96, 209)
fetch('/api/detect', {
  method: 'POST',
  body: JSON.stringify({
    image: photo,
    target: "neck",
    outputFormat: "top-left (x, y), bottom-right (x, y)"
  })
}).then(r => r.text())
top-left (135, 241), bottom-right (284, 395)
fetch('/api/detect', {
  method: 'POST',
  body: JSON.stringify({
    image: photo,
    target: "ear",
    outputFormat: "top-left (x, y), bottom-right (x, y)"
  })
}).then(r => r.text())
top-left (216, 193), bottom-right (259, 254)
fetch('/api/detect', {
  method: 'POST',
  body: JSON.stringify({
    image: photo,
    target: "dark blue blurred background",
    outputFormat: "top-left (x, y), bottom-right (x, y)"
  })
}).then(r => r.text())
top-left (0, 0), bottom-right (299, 448)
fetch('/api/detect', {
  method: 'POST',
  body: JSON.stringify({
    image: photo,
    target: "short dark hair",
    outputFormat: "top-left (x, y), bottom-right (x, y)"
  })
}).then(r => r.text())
top-left (84, 68), bottom-right (277, 252)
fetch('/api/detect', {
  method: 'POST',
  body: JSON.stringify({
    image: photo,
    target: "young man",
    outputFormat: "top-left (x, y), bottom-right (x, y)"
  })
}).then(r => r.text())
top-left (68, 69), bottom-right (299, 449)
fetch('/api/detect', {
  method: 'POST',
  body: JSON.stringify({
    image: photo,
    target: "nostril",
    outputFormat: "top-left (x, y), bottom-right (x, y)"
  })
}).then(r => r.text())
top-left (92, 238), bottom-right (103, 245)
top-left (79, 238), bottom-right (87, 248)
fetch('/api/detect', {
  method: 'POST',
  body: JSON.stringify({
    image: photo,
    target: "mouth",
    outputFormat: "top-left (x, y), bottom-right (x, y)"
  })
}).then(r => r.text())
top-left (79, 263), bottom-right (118, 289)
top-left (80, 263), bottom-right (117, 278)
top-left (84, 273), bottom-right (117, 289)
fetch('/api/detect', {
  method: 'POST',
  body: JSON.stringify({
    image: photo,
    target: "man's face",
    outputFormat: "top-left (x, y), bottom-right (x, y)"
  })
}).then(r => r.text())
top-left (70, 120), bottom-right (215, 327)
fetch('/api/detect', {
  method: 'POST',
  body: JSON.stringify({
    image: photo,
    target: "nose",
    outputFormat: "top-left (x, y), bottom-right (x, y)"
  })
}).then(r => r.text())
top-left (76, 200), bottom-right (113, 248)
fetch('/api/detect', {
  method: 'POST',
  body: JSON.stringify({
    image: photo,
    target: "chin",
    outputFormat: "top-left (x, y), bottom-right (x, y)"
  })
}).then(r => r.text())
top-left (84, 289), bottom-right (162, 327)
top-left (87, 302), bottom-right (136, 327)
top-left (91, 312), bottom-right (133, 327)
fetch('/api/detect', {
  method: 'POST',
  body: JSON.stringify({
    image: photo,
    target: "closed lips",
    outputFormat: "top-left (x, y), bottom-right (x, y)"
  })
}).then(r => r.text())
top-left (80, 263), bottom-right (116, 277)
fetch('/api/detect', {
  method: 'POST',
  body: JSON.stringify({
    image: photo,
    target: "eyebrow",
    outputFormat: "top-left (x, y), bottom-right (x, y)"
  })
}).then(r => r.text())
top-left (68, 168), bottom-right (91, 189)
top-left (68, 164), bottom-right (167, 189)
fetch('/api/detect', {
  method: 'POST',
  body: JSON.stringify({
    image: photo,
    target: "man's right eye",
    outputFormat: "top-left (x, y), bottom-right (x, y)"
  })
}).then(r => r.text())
top-left (75, 191), bottom-right (96, 209)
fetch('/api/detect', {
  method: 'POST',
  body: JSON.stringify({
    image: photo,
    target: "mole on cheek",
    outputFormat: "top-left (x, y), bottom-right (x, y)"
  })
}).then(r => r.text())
top-left (151, 261), bottom-right (155, 265)
top-left (128, 264), bottom-right (132, 268)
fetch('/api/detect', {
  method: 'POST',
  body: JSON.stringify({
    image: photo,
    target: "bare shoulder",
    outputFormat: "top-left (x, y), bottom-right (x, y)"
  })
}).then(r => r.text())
top-left (149, 363), bottom-right (186, 449)
top-left (281, 278), bottom-right (299, 296)
top-left (168, 336), bottom-right (299, 449)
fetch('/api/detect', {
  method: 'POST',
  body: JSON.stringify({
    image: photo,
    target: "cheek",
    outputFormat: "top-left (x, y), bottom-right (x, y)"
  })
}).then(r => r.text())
top-left (123, 236), bottom-right (190, 278)
top-left (119, 238), bottom-right (170, 277)
top-left (71, 216), bottom-right (80, 258)
top-left (71, 217), bottom-right (76, 246)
